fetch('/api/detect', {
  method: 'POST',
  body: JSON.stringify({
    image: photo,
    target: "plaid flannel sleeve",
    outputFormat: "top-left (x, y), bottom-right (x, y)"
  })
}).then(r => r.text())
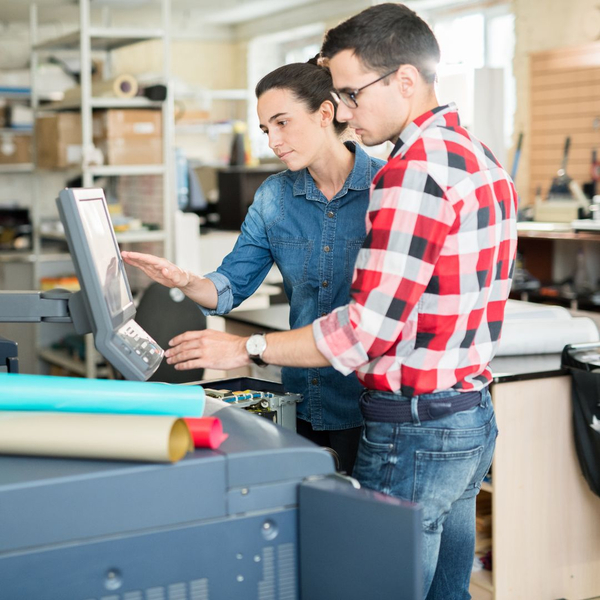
top-left (313, 160), bottom-right (457, 375)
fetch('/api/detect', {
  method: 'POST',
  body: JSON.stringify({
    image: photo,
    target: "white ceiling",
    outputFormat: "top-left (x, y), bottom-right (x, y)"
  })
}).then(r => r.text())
top-left (0, 0), bottom-right (483, 26)
top-left (0, 0), bottom-right (318, 25)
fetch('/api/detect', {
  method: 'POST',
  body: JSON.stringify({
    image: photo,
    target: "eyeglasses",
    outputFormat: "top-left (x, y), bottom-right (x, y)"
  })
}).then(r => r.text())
top-left (331, 68), bottom-right (399, 108)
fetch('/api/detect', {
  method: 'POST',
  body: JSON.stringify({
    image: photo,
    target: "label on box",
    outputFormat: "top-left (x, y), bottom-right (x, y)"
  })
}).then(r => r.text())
top-left (132, 122), bottom-right (156, 135)
top-left (0, 134), bottom-right (31, 164)
top-left (66, 144), bottom-right (83, 164)
top-left (1, 138), bottom-right (17, 158)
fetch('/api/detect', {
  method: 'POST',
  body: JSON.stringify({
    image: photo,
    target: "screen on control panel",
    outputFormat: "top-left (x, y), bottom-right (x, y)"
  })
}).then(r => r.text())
top-left (78, 196), bottom-right (133, 319)
top-left (56, 187), bottom-right (162, 381)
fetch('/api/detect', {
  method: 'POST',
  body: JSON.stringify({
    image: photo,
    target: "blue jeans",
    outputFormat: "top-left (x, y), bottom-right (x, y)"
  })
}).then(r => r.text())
top-left (352, 387), bottom-right (498, 600)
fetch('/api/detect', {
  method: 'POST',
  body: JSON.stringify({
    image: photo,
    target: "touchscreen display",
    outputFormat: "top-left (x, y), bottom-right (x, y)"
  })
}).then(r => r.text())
top-left (78, 198), bottom-right (132, 317)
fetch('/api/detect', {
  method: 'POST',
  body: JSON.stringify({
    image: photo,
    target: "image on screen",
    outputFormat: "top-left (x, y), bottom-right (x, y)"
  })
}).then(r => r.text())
top-left (78, 197), bottom-right (133, 317)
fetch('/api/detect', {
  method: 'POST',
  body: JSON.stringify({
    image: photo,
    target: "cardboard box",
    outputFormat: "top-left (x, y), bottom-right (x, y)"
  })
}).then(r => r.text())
top-left (93, 109), bottom-right (162, 140)
top-left (35, 113), bottom-right (82, 168)
top-left (97, 137), bottom-right (162, 165)
top-left (0, 133), bottom-right (32, 165)
top-left (92, 109), bottom-right (162, 165)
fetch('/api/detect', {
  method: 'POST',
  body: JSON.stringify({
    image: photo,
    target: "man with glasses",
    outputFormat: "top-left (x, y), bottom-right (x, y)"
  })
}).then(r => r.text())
top-left (165, 4), bottom-right (518, 598)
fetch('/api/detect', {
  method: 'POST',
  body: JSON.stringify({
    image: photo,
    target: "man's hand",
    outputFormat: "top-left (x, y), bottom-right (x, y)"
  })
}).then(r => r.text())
top-left (165, 329), bottom-right (250, 371)
top-left (122, 251), bottom-right (190, 289)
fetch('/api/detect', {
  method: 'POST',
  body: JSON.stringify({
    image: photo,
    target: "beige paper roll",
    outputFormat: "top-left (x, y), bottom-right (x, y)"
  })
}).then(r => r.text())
top-left (61, 74), bottom-right (139, 102)
top-left (93, 74), bottom-right (139, 98)
top-left (0, 412), bottom-right (191, 463)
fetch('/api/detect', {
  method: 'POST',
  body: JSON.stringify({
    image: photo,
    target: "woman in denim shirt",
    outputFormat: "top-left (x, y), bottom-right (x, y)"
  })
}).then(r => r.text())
top-left (123, 61), bottom-right (384, 473)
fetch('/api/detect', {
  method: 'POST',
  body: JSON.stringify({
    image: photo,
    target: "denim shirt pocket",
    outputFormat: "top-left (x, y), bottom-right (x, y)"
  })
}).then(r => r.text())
top-left (345, 238), bottom-right (365, 284)
top-left (271, 237), bottom-right (313, 286)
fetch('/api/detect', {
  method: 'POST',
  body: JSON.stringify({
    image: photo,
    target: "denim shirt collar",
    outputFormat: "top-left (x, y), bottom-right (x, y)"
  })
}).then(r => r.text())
top-left (292, 141), bottom-right (373, 202)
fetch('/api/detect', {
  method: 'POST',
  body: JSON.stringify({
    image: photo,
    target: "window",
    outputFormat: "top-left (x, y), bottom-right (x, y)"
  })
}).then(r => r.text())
top-left (432, 4), bottom-right (515, 163)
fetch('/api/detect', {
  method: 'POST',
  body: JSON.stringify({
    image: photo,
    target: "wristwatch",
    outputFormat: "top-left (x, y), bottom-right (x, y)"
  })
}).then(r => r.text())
top-left (246, 333), bottom-right (268, 367)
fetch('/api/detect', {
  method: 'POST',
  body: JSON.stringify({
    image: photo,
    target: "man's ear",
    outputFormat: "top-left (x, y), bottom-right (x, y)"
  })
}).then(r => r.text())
top-left (396, 64), bottom-right (420, 96)
top-left (320, 99), bottom-right (336, 127)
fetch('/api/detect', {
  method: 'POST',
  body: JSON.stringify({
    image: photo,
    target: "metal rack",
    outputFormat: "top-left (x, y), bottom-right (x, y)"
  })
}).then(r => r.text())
top-left (29, 0), bottom-right (174, 378)
top-left (0, 88), bottom-right (33, 174)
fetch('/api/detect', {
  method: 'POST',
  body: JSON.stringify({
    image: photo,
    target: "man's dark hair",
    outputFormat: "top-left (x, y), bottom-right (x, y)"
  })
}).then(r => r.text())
top-left (255, 60), bottom-right (347, 135)
top-left (321, 3), bottom-right (440, 84)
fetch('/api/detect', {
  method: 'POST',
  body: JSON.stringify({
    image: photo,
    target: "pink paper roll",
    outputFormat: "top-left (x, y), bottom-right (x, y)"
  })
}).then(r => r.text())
top-left (184, 417), bottom-right (228, 449)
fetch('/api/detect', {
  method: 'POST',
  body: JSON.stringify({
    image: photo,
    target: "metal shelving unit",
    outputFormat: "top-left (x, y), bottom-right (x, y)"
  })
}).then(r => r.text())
top-left (0, 163), bottom-right (34, 174)
top-left (30, 0), bottom-right (174, 378)
top-left (42, 229), bottom-right (167, 244)
top-left (44, 97), bottom-right (164, 110)
top-left (0, 89), bottom-right (34, 173)
top-left (88, 164), bottom-right (166, 176)
top-left (0, 127), bottom-right (32, 134)
top-left (38, 348), bottom-right (110, 378)
top-left (33, 27), bottom-right (165, 52)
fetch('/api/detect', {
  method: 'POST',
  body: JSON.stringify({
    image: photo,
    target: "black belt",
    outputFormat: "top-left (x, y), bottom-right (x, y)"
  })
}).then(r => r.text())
top-left (360, 390), bottom-right (483, 423)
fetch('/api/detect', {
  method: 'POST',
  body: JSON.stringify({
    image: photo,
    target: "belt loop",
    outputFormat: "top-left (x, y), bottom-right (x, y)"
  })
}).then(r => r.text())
top-left (411, 396), bottom-right (421, 425)
top-left (479, 389), bottom-right (487, 407)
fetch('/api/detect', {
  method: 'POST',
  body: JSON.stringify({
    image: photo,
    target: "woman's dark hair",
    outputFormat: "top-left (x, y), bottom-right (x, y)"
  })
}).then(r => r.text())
top-left (321, 3), bottom-right (440, 84)
top-left (255, 59), bottom-right (348, 135)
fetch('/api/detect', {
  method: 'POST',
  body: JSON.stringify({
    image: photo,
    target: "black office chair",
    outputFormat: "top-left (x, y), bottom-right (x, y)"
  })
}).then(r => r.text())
top-left (134, 282), bottom-right (206, 383)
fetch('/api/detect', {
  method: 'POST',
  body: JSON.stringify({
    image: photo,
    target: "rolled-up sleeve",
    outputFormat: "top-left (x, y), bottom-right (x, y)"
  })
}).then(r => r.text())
top-left (198, 271), bottom-right (234, 316)
top-left (313, 304), bottom-right (369, 375)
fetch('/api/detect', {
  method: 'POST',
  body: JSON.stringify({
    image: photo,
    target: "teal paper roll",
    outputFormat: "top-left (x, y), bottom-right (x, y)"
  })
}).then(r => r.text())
top-left (0, 373), bottom-right (204, 417)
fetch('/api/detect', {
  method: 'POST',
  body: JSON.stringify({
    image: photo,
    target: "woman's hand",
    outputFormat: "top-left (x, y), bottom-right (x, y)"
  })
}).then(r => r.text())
top-left (121, 251), bottom-right (191, 289)
top-left (164, 329), bottom-right (249, 371)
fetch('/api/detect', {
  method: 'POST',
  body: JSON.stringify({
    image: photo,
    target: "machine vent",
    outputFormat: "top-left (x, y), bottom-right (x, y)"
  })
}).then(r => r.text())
top-left (189, 578), bottom-right (210, 600)
top-left (90, 578), bottom-right (210, 600)
top-left (167, 582), bottom-right (187, 600)
top-left (278, 543), bottom-right (297, 600)
top-left (258, 546), bottom-right (276, 600)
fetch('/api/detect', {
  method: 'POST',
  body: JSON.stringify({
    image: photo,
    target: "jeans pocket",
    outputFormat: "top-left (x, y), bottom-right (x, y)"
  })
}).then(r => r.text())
top-left (473, 421), bottom-right (499, 492)
top-left (413, 446), bottom-right (484, 531)
top-left (362, 421), bottom-right (394, 448)
top-left (353, 422), bottom-right (394, 488)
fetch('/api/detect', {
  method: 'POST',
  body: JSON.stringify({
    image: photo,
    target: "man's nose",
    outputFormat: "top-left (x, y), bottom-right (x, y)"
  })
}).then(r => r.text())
top-left (335, 102), bottom-right (353, 123)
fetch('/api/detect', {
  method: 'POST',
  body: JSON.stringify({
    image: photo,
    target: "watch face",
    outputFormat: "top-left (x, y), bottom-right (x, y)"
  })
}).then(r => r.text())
top-left (247, 334), bottom-right (266, 356)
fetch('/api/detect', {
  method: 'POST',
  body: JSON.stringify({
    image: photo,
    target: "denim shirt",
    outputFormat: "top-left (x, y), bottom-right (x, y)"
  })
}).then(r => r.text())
top-left (202, 142), bottom-right (385, 430)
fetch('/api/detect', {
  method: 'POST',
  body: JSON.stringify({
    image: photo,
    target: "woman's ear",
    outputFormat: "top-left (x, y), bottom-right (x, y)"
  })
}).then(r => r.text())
top-left (320, 99), bottom-right (336, 127)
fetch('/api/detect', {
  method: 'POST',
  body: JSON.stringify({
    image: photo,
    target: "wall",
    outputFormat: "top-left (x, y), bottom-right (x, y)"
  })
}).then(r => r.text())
top-left (513, 0), bottom-right (600, 203)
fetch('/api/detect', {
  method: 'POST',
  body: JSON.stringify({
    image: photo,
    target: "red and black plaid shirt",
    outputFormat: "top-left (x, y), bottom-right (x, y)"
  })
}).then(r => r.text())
top-left (313, 104), bottom-right (518, 396)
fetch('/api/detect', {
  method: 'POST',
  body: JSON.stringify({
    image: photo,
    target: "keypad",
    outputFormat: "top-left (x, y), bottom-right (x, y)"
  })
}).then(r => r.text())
top-left (117, 320), bottom-right (163, 370)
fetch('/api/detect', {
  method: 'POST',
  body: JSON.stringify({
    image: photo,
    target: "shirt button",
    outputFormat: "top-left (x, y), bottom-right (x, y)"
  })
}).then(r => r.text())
top-left (324, 245), bottom-right (331, 253)
top-left (322, 281), bottom-right (328, 288)
top-left (312, 378), bottom-right (318, 385)
top-left (327, 211), bottom-right (334, 218)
